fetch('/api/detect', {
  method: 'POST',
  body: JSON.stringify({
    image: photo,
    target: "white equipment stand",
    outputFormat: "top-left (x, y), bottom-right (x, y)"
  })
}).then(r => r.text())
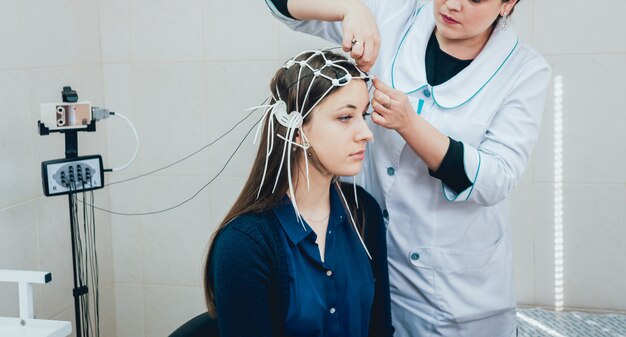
top-left (0, 270), bottom-right (72, 337)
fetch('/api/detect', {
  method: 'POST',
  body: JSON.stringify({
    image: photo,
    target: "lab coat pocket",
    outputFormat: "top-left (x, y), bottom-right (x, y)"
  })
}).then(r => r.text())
top-left (411, 236), bottom-right (515, 324)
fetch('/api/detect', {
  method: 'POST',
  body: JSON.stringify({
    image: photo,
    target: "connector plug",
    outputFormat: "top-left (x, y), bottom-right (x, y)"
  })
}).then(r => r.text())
top-left (92, 107), bottom-right (113, 121)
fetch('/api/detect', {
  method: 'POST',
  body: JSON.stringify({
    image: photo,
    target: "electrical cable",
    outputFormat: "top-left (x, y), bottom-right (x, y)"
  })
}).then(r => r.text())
top-left (71, 184), bottom-right (84, 286)
top-left (108, 112), bottom-right (139, 172)
top-left (68, 178), bottom-right (101, 337)
top-left (74, 186), bottom-right (87, 337)
top-left (82, 189), bottom-right (92, 337)
top-left (76, 113), bottom-right (262, 216)
top-left (88, 187), bottom-right (100, 337)
top-left (69, 183), bottom-right (87, 337)
top-left (84, 185), bottom-right (99, 337)
top-left (106, 98), bottom-right (267, 186)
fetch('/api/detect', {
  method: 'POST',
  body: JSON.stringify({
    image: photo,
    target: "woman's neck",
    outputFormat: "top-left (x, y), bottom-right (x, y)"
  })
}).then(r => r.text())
top-left (434, 27), bottom-right (493, 60)
top-left (292, 161), bottom-right (333, 262)
top-left (292, 164), bottom-right (332, 218)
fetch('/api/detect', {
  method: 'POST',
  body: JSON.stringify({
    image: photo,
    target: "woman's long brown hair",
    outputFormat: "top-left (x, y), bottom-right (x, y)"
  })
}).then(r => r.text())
top-left (203, 51), bottom-right (366, 316)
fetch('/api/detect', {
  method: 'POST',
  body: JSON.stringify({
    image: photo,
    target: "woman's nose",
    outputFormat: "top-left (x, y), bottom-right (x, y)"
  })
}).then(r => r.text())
top-left (357, 119), bottom-right (374, 142)
top-left (446, 0), bottom-right (462, 11)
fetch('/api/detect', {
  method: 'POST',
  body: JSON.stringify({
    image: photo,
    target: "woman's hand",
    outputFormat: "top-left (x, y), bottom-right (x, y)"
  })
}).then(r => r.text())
top-left (370, 78), bottom-right (415, 133)
top-left (340, 1), bottom-right (380, 72)
top-left (371, 78), bottom-right (450, 170)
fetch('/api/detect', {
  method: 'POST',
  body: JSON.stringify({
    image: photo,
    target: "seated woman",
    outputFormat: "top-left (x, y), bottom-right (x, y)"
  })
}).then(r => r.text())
top-left (203, 50), bottom-right (394, 337)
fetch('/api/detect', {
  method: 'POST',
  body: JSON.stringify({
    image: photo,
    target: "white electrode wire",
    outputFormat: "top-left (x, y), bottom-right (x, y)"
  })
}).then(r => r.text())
top-left (109, 112), bottom-right (139, 172)
top-left (353, 176), bottom-right (359, 209)
top-left (335, 180), bottom-right (371, 260)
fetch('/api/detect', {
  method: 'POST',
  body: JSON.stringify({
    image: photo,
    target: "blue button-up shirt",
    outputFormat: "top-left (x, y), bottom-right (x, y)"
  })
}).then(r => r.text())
top-left (273, 186), bottom-right (374, 337)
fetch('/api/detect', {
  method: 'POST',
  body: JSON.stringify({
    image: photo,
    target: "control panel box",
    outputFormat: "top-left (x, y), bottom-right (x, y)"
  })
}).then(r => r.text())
top-left (41, 155), bottom-right (104, 196)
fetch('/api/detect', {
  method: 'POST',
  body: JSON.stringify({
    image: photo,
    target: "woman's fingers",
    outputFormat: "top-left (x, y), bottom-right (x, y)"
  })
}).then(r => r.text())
top-left (341, 2), bottom-right (380, 72)
top-left (355, 39), bottom-right (376, 72)
top-left (370, 78), bottom-right (414, 131)
top-left (366, 32), bottom-right (381, 66)
top-left (350, 38), bottom-right (366, 61)
top-left (373, 89), bottom-right (392, 110)
top-left (370, 111), bottom-right (387, 127)
top-left (342, 33), bottom-right (354, 53)
top-left (372, 78), bottom-right (397, 98)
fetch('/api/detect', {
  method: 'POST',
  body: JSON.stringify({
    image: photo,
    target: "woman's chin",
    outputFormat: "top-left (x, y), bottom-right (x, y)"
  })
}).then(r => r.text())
top-left (332, 164), bottom-right (363, 178)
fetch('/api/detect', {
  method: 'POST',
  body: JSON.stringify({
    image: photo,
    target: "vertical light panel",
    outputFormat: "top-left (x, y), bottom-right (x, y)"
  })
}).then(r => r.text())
top-left (553, 75), bottom-right (564, 312)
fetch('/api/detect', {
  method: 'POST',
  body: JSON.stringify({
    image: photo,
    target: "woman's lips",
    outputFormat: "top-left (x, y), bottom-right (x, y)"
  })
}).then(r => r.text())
top-left (441, 14), bottom-right (460, 24)
top-left (350, 150), bottom-right (366, 160)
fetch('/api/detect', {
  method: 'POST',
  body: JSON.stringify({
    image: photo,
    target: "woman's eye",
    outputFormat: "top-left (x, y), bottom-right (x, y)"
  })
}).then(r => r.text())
top-left (338, 115), bottom-right (352, 122)
top-left (362, 111), bottom-right (371, 120)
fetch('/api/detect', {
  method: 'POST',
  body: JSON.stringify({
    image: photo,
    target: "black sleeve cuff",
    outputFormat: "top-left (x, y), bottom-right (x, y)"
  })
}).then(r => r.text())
top-left (429, 137), bottom-right (473, 194)
top-left (268, 0), bottom-right (295, 19)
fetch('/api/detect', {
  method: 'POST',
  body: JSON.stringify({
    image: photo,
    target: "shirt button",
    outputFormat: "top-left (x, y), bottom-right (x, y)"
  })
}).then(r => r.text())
top-left (387, 167), bottom-right (395, 176)
top-left (423, 88), bottom-right (431, 97)
top-left (328, 230), bottom-right (332, 234)
top-left (410, 253), bottom-right (420, 261)
top-left (326, 270), bottom-right (333, 277)
top-left (329, 307), bottom-right (336, 314)
top-left (382, 209), bottom-right (389, 219)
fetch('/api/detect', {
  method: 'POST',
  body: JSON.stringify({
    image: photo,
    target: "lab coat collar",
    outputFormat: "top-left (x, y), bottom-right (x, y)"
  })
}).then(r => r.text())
top-left (390, 1), bottom-right (519, 109)
top-left (273, 185), bottom-right (347, 246)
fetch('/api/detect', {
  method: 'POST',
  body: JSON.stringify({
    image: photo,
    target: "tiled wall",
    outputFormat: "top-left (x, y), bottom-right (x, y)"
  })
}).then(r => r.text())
top-left (508, 0), bottom-right (626, 312)
top-left (1, 0), bottom-right (624, 337)
top-left (0, 1), bottom-right (115, 337)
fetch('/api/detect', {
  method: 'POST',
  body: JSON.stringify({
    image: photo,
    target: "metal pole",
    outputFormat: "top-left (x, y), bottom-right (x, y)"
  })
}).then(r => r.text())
top-left (66, 130), bottom-right (84, 337)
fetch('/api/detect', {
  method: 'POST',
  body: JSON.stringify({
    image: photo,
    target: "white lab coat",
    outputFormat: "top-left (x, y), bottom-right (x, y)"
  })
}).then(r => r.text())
top-left (266, 0), bottom-right (551, 336)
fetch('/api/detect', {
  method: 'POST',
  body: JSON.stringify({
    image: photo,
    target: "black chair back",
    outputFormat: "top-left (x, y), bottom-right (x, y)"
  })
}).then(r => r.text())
top-left (169, 312), bottom-right (219, 337)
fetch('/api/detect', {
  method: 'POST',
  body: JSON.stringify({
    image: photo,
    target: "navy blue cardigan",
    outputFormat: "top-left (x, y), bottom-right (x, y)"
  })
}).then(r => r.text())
top-left (208, 183), bottom-right (394, 337)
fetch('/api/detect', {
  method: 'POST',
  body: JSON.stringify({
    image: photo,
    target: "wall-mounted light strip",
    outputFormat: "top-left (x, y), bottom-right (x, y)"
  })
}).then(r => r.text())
top-left (553, 75), bottom-right (564, 312)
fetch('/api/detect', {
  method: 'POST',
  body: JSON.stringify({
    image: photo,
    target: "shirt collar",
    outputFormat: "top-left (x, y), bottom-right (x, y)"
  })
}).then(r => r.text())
top-left (391, 1), bottom-right (519, 108)
top-left (273, 184), bottom-right (347, 246)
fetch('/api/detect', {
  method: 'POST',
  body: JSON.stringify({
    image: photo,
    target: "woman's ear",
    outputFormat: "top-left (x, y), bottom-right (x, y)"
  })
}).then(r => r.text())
top-left (502, 0), bottom-right (518, 15)
top-left (294, 129), bottom-right (302, 146)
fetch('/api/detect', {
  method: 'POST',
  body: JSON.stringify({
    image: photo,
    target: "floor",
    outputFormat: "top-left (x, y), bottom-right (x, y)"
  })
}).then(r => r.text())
top-left (517, 308), bottom-right (626, 337)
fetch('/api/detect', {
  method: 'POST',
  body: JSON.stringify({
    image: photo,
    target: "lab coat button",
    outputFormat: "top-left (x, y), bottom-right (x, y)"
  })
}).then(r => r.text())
top-left (326, 270), bottom-right (333, 277)
top-left (329, 307), bottom-right (336, 314)
top-left (382, 209), bottom-right (389, 219)
top-left (387, 167), bottom-right (395, 176)
top-left (423, 89), bottom-right (431, 97)
top-left (410, 253), bottom-right (420, 261)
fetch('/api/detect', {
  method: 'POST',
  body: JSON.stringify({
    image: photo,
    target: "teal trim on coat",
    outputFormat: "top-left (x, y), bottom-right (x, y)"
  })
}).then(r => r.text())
top-left (391, 4), bottom-right (425, 94)
top-left (432, 40), bottom-right (519, 110)
top-left (441, 145), bottom-right (481, 202)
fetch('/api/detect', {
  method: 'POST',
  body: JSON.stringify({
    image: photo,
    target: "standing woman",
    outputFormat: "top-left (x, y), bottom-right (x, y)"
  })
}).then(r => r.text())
top-left (265, 0), bottom-right (551, 336)
top-left (204, 50), bottom-right (394, 337)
